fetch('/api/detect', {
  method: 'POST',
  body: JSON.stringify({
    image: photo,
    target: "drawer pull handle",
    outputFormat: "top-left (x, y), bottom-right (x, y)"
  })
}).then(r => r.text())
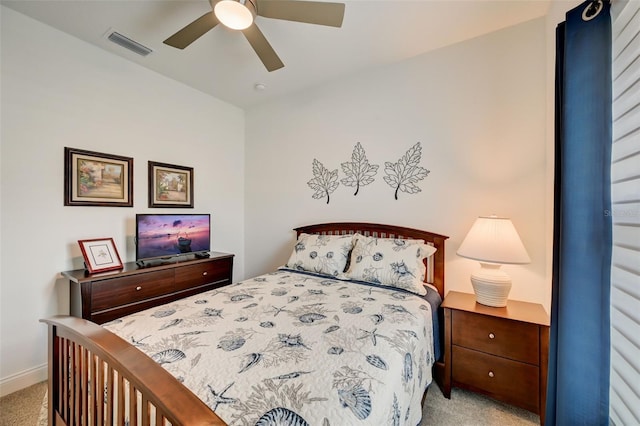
top-left (136, 286), bottom-right (142, 291)
top-left (488, 332), bottom-right (495, 339)
top-left (488, 371), bottom-right (495, 378)
top-left (202, 272), bottom-right (208, 276)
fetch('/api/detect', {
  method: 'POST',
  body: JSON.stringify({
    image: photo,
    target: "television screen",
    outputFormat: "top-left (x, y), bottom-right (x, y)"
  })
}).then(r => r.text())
top-left (136, 214), bottom-right (210, 260)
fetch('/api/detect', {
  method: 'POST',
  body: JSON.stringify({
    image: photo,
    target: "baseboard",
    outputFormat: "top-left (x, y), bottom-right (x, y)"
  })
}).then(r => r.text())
top-left (0, 363), bottom-right (47, 397)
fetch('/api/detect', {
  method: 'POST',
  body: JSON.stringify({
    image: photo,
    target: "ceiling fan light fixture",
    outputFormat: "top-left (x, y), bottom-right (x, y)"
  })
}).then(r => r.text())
top-left (214, 0), bottom-right (256, 30)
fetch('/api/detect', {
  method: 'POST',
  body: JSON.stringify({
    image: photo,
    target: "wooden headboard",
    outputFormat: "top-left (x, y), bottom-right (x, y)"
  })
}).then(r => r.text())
top-left (294, 222), bottom-right (448, 298)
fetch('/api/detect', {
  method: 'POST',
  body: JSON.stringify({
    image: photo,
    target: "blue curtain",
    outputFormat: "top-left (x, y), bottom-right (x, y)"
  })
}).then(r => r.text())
top-left (548, 1), bottom-right (612, 424)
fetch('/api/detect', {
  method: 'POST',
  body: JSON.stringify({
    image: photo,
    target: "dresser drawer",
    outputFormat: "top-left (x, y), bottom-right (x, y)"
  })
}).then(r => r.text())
top-left (174, 258), bottom-right (232, 291)
top-left (91, 270), bottom-right (175, 311)
top-left (452, 310), bottom-right (539, 364)
top-left (452, 345), bottom-right (539, 413)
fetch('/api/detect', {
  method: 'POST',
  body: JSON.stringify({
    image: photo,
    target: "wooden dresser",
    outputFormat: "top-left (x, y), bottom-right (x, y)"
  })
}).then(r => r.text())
top-left (63, 252), bottom-right (234, 324)
top-left (441, 291), bottom-right (550, 425)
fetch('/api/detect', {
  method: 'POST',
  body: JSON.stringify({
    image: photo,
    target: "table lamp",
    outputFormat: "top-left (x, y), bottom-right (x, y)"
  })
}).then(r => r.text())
top-left (457, 215), bottom-right (530, 307)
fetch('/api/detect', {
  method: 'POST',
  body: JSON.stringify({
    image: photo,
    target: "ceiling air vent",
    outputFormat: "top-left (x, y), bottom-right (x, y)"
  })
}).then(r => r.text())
top-left (107, 31), bottom-right (152, 57)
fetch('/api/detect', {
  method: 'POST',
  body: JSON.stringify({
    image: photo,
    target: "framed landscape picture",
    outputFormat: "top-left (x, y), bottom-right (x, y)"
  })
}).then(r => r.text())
top-left (148, 161), bottom-right (194, 208)
top-left (78, 238), bottom-right (123, 273)
top-left (64, 147), bottom-right (133, 207)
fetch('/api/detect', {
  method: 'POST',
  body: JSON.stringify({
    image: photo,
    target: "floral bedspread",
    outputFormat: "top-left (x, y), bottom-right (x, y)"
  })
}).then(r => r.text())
top-left (103, 269), bottom-right (438, 426)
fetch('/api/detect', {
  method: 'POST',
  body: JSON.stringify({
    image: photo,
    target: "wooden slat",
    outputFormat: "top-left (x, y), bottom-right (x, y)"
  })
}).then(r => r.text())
top-left (105, 365), bottom-right (114, 426)
top-left (48, 327), bottom-right (58, 426)
top-left (90, 352), bottom-right (97, 426)
top-left (129, 385), bottom-right (137, 426)
top-left (141, 395), bottom-right (150, 426)
top-left (72, 342), bottom-right (79, 425)
top-left (81, 347), bottom-right (88, 426)
top-left (117, 373), bottom-right (125, 426)
top-left (60, 337), bottom-right (67, 423)
top-left (65, 340), bottom-right (71, 424)
top-left (96, 357), bottom-right (104, 426)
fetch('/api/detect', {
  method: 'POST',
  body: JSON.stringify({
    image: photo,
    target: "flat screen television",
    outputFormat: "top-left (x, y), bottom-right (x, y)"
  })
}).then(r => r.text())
top-left (135, 213), bottom-right (210, 261)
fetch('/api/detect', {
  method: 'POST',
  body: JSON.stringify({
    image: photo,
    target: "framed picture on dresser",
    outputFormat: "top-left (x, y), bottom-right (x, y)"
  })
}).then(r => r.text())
top-left (78, 238), bottom-right (123, 273)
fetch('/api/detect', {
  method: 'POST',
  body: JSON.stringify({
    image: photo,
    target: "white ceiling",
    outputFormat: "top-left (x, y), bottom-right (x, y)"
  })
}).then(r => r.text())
top-left (1, 0), bottom-right (550, 109)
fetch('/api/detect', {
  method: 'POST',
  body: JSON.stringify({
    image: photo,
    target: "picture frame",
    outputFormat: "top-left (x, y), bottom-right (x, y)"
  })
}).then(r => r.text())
top-left (78, 238), bottom-right (123, 273)
top-left (148, 161), bottom-right (194, 208)
top-left (64, 147), bottom-right (133, 207)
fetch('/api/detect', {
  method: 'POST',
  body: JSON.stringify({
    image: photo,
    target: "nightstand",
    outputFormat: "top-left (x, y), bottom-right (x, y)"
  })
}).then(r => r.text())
top-left (441, 291), bottom-right (549, 425)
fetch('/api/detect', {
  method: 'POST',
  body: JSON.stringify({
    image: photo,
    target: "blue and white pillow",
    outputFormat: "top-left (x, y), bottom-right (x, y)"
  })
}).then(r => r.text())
top-left (344, 233), bottom-right (437, 295)
top-left (285, 233), bottom-right (354, 277)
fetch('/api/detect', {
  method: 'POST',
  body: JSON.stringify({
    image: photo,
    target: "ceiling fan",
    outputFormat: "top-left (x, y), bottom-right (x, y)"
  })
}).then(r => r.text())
top-left (163, 0), bottom-right (346, 72)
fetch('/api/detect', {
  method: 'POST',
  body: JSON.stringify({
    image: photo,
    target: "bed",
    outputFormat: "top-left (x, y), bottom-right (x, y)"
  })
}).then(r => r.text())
top-left (42, 222), bottom-right (448, 426)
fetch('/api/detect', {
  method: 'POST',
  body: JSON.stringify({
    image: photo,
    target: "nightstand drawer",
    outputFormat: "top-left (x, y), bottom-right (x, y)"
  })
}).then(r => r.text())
top-left (92, 270), bottom-right (175, 311)
top-left (452, 345), bottom-right (539, 412)
top-left (174, 258), bottom-right (232, 291)
top-left (452, 310), bottom-right (539, 364)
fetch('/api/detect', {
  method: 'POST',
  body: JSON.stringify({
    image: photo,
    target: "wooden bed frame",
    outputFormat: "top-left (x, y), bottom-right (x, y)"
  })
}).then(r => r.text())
top-left (41, 222), bottom-right (448, 426)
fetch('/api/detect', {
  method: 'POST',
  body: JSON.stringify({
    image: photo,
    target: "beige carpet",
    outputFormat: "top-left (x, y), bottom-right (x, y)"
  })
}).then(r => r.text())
top-left (37, 392), bottom-right (47, 426)
top-left (3, 380), bottom-right (539, 425)
top-left (0, 381), bottom-right (47, 426)
top-left (422, 384), bottom-right (538, 425)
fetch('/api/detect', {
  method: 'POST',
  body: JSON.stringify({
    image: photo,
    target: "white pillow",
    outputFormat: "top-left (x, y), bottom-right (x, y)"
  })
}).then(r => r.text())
top-left (285, 233), bottom-right (354, 277)
top-left (344, 233), bottom-right (437, 295)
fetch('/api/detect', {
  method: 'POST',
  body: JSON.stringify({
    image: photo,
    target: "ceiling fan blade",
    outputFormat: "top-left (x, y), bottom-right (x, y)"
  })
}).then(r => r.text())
top-left (241, 24), bottom-right (285, 72)
top-left (164, 12), bottom-right (219, 49)
top-left (256, 0), bottom-right (345, 28)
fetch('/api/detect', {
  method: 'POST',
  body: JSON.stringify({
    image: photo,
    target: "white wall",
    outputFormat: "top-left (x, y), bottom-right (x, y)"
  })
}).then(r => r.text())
top-left (0, 6), bottom-right (245, 395)
top-left (245, 18), bottom-right (549, 309)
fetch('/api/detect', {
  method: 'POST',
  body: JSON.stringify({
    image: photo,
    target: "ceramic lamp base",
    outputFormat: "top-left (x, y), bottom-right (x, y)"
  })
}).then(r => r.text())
top-left (470, 262), bottom-right (511, 307)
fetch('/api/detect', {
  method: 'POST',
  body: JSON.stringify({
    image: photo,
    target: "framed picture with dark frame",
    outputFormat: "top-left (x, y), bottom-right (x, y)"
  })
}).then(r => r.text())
top-left (148, 161), bottom-right (194, 208)
top-left (64, 147), bottom-right (133, 207)
top-left (78, 238), bottom-right (123, 273)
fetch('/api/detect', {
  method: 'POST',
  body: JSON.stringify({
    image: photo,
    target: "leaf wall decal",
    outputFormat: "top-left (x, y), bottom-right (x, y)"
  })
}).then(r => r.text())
top-left (383, 142), bottom-right (430, 200)
top-left (340, 142), bottom-right (379, 196)
top-left (308, 159), bottom-right (339, 204)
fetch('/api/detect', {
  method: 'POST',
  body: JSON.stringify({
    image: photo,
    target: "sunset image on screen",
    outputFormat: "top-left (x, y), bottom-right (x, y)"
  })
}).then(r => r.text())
top-left (137, 214), bottom-right (210, 259)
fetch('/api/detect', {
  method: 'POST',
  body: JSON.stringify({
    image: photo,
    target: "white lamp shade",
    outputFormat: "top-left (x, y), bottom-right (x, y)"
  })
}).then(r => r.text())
top-left (457, 216), bottom-right (530, 264)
